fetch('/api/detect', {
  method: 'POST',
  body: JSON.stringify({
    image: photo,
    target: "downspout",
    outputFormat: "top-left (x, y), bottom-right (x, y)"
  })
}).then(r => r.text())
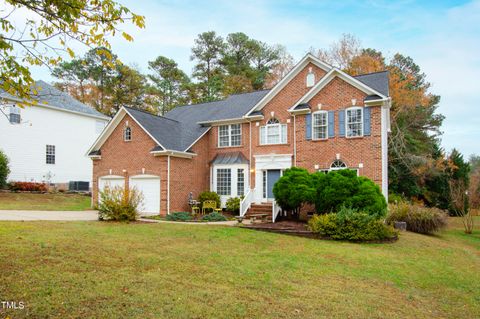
top-left (249, 121), bottom-right (252, 189)
top-left (167, 154), bottom-right (171, 215)
top-left (293, 114), bottom-right (297, 166)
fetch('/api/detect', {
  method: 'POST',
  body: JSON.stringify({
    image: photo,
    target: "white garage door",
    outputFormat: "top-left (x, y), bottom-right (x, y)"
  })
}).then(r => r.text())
top-left (98, 175), bottom-right (125, 192)
top-left (129, 175), bottom-right (160, 215)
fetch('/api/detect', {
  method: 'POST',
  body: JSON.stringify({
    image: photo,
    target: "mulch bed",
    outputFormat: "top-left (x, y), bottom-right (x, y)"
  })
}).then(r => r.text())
top-left (243, 220), bottom-right (398, 243)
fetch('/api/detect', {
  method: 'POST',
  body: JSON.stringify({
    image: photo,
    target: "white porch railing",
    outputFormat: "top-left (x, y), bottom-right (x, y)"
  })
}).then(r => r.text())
top-left (272, 200), bottom-right (281, 223)
top-left (240, 188), bottom-right (255, 217)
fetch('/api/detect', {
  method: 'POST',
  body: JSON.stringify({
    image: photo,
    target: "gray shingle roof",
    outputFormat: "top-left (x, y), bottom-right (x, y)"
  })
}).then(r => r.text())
top-left (354, 71), bottom-right (389, 97)
top-left (124, 90), bottom-right (269, 153)
top-left (210, 152), bottom-right (249, 165)
top-left (0, 80), bottom-right (108, 119)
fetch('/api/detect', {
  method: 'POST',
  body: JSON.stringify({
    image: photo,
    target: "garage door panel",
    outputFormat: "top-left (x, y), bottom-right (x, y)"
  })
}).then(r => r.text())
top-left (129, 176), bottom-right (160, 215)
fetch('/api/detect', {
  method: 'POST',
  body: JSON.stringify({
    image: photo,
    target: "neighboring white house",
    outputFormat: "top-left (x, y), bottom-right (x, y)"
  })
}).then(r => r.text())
top-left (0, 80), bottom-right (110, 188)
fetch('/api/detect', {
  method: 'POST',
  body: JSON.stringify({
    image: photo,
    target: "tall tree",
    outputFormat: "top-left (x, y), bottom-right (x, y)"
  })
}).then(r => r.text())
top-left (107, 64), bottom-right (147, 114)
top-left (148, 56), bottom-right (191, 115)
top-left (191, 31), bottom-right (225, 102)
top-left (311, 33), bottom-right (361, 69)
top-left (0, 0), bottom-right (144, 104)
top-left (265, 46), bottom-right (294, 88)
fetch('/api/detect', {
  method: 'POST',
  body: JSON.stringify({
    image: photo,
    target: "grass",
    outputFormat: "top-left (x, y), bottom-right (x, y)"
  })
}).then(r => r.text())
top-left (0, 192), bottom-right (91, 211)
top-left (0, 217), bottom-right (479, 318)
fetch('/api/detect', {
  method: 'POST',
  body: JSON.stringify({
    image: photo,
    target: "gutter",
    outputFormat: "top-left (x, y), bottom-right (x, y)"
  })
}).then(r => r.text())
top-left (151, 150), bottom-right (197, 159)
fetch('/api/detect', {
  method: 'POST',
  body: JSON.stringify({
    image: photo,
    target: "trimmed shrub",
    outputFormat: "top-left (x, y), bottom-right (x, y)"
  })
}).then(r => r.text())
top-left (273, 167), bottom-right (315, 212)
top-left (314, 170), bottom-right (387, 218)
top-left (308, 207), bottom-right (397, 241)
top-left (198, 191), bottom-right (221, 208)
top-left (386, 202), bottom-right (448, 234)
top-left (98, 186), bottom-right (143, 221)
top-left (202, 212), bottom-right (227, 222)
top-left (9, 181), bottom-right (48, 192)
top-left (166, 212), bottom-right (193, 221)
top-left (0, 150), bottom-right (9, 189)
top-left (226, 196), bottom-right (241, 214)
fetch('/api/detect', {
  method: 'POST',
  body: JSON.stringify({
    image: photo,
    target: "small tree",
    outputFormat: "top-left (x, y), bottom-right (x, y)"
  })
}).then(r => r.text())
top-left (273, 167), bottom-right (315, 217)
top-left (0, 150), bottom-right (10, 189)
top-left (98, 186), bottom-right (143, 221)
top-left (314, 170), bottom-right (387, 218)
top-left (449, 179), bottom-right (474, 234)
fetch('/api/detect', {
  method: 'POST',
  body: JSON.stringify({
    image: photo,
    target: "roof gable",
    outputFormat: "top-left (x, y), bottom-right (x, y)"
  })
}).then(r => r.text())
top-left (245, 53), bottom-right (332, 116)
top-left (292, 68), bottom-right (389, 110)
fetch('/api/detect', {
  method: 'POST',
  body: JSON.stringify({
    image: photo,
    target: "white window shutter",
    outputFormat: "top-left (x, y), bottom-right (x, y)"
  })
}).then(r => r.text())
top-left (281, 124), bottom-right (287, 144)
top-left (260, 126), bottom-right (266, 145)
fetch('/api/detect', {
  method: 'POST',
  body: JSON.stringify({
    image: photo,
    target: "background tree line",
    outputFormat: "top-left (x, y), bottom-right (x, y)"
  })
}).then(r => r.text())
top-left (51, 32), bottom-right (479, 213)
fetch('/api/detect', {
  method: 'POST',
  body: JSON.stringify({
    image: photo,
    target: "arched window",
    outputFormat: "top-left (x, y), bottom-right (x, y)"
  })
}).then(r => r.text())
top-left (124, 127), bottom-right (132, 141)
top-left (260, 118), bottom-right (287, 145)
top-left (267, 118), bottom-right (280, 125)
top-left (330, 160), bottom-right (347, 170)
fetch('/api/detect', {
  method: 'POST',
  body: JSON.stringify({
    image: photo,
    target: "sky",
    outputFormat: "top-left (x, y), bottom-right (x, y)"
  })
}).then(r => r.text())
top-left (25, 0), bottom-right (480, 158)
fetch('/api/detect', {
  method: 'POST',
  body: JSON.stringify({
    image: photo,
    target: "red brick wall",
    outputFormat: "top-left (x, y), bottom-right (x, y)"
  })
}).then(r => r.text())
top-left (296, 77), bottom-right (383, 185)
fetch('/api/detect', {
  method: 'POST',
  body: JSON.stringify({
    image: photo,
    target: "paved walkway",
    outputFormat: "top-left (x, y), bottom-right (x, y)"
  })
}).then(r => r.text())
top-left (0, 210), bottom-right (98, 221)
top-left (139, 218), bottom-right (243, 226)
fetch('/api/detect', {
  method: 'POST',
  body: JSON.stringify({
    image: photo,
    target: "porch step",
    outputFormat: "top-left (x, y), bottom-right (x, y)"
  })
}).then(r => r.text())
top-left (245, 203), bottom-right (273, 222)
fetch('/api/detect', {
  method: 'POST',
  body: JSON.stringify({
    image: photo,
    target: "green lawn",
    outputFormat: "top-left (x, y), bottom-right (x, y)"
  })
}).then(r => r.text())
top-left (0, 192), bottom-right (91, 211)
top-left (0, 218), bottom-right (479, 318)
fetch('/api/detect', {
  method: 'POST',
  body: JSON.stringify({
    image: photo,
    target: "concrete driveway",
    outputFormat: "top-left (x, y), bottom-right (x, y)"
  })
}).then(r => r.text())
top-left (0, 210), bottom-right (98, 221)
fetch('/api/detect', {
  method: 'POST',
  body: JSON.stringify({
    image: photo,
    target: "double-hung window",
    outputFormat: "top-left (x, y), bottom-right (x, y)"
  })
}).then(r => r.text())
top-left (237, 169), bottom-right (245, 196)
top-left (216, 168), bottom-right (231, 196)
top-left (46, 145), bottom-right (55, 164)
top-left (218, 124), bottom-right (241, 147)
top-left (260, 118), bottom-right (287, 145)
top-left (346, 107), bottom-right (363, 137)
top-left (312, 111), bottom-right (328, 140)
top-left (9, 106), bottom-right (21, 124)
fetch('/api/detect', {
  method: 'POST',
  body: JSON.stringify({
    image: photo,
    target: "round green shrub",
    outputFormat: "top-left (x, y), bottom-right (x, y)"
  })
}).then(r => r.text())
top-left (166, 211), bottom-right (193, 221)
top-left (0, 150), bottom-right (10, 189)
top-left (308, 207), bottom-right (397, 241)
top-left (226, 197), bottom-right (241, 214)
top-left (314, 170), bottom-right (387, 218)
top-left (273, 167), bottom-right (315, 211)
top-left (202, 212), bottom-right (227, 222)
top-left (386, 202), bottom-right (448, 234)
top-left (198, 191), bottom-right (221, 208)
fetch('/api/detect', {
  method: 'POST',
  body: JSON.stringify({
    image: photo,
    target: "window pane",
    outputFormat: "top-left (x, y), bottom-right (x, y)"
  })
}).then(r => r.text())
top-left (267, 125), bottom-right (280, 144)
top-left (346, 109), bottom-right (362, 137)
top-left (46, 145), bottom-right (55, 164)
top-left (230, 124), bottom-right (241, 146)
top-left (313, 112), bottom-right (327, 139)
top-left (281, 124), bottom-right (287, 143)
top-left (237, 169), bottom-right (244, 196)
top-left (216, 169), bottom-right (231, 196)
top-left (260, 126), bottom-right (266, 145)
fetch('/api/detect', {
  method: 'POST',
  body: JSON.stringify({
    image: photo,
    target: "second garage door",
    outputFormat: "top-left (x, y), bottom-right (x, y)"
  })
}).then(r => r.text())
top-left (129, 175), bottom-right (160, 215)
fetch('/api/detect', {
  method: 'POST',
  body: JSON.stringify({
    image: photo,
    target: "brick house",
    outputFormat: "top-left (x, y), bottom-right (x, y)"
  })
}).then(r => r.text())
top-left (87, 54), bottom-right (391, 220)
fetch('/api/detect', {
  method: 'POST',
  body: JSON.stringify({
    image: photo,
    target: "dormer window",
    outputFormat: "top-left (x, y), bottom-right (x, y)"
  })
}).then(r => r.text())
top-left (9, 105), bottom-right (21, 124)
top-left (260, 118), bottom-right (287, 145)
top-left (306, 67), bottom-right (315, 87)
top-left (124, 127), bottom-right (132, 141)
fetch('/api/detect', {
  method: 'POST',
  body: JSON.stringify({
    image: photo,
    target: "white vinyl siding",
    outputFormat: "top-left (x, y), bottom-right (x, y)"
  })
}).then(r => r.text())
top-left (218, 124), bottom-right (241, 147)
top-left (312, 111), bottom-right (328, 140)
top-left (346, 107), bottom-right (363, 137)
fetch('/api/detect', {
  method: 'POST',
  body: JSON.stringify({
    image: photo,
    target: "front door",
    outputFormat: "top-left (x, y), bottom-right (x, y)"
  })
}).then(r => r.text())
top-left (266, 169), bottom-right (281, 199)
